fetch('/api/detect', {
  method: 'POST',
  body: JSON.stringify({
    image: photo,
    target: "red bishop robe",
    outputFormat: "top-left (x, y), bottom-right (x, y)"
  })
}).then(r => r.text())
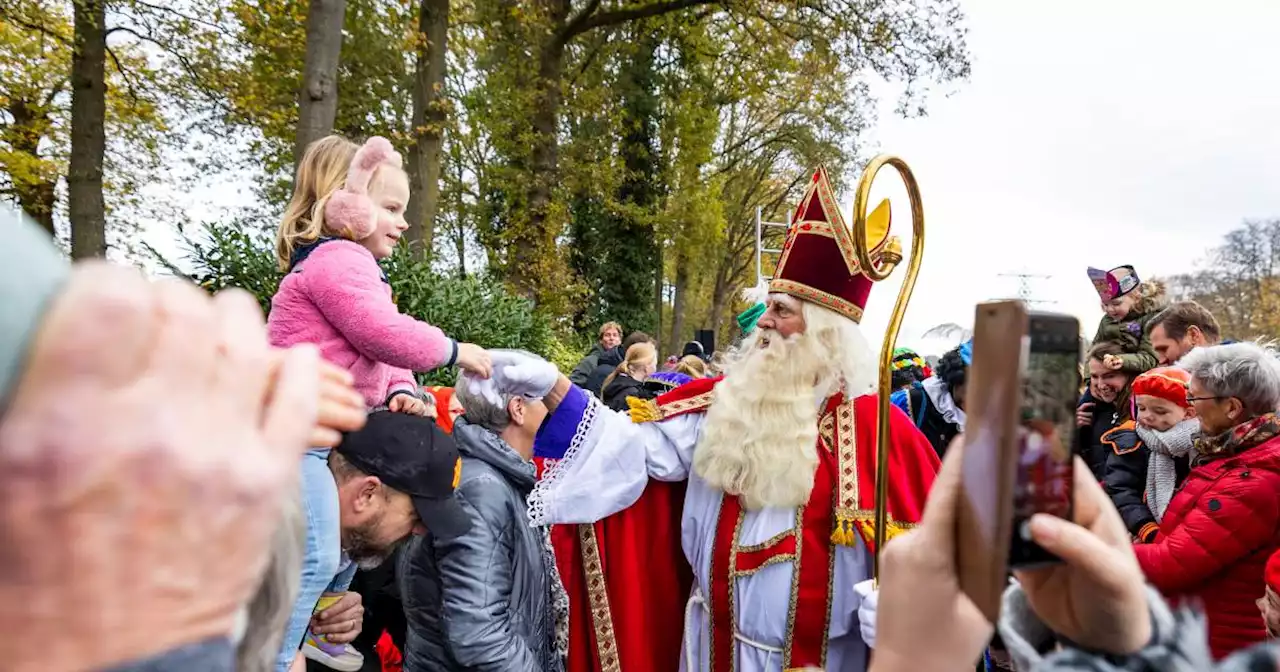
top-left (533, 376), bottom-right (940, 671)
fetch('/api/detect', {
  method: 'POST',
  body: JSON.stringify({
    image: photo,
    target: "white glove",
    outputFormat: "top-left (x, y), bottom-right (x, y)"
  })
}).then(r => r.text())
top-left (463, 350), bottom-right (559, 407)
top-left (854, 579), bottom-right (878, 649)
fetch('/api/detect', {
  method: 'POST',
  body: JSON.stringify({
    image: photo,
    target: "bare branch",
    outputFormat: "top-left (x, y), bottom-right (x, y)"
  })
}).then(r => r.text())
top-left (105, 45), bottom-right (140, 103)
top-left (563, 0), bottom-right (717, 41)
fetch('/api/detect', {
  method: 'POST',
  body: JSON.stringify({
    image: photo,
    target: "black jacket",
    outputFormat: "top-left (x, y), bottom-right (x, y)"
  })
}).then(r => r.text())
top-left (602, 372), bottom-right (656, 412)
top-left (583, 347), bottom-right (623, 399)
top-left (1101, 422), bottom-right (1193, 541)
top-left (891, 383), bottom-right (960, 459)
top-left (1076, 389), bottom-right (1120, 482)
top-left (1099, 423), bottom-right (1156, 540)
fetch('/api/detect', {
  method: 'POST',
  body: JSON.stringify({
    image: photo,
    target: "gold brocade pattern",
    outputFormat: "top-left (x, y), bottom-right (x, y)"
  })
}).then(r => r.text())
top-left (781, 504), bottom-right (806, 666)
top-left (736, 528), bottom-right (794, 554)
top-left (768, 279), bottom-right (865, 323)
top-left (578, 524), bottom-right (621, 672)
top-left (830, 401), bottom-right (862, 546)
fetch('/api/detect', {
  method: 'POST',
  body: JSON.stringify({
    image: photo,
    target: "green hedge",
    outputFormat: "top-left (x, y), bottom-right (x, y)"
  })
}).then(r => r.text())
top-left (155, 220), bottom-right (582, 387)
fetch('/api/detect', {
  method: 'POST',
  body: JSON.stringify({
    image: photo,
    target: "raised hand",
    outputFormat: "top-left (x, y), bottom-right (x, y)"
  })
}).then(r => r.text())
top-left (1013, 457), bottom-right (1152, 656)
top-left (455, 342), bottom-right (493, 379)
top-left (0, 264), bottom-right (321, 672)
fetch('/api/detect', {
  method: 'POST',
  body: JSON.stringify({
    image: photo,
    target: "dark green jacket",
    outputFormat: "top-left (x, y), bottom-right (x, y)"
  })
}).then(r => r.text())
top-left (1091, 282), bottom-right (1167, 374)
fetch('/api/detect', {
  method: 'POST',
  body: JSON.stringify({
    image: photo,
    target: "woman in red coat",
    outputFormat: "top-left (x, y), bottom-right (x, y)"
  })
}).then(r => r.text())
top-left (1133, 342), bottom-right (1280, 659)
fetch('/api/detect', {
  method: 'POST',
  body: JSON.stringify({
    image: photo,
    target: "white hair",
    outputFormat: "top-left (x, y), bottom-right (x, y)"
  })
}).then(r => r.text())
top-left (693, 294), bottom-right (879, 510)
top-left (796, 297), bottom-right (879, 398)
top-left (1180, 341), bottom-right (1280, 416)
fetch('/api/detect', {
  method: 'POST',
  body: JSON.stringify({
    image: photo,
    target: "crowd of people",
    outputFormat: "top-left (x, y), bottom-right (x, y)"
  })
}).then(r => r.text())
top-left (3, 135), bottom-right (1280, 672)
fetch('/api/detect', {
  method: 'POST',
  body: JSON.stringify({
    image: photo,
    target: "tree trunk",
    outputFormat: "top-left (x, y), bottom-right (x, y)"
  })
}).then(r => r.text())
top-left (654, 244), bottom-right (664, 352)
top-left (404, 0), bottom-right (448, 257)
top-left (68, 0), bottom-right (107, 259)
top-left (8, 100), bottom-right (57, 236)
top-left (294, 0), bottom-right (347, 168)
top-left (510, 29), bottom-right (567, 303)
top-left (708, 260), bottom-right (734, 341)
top-left (669, 253), bottom-right (688, 348)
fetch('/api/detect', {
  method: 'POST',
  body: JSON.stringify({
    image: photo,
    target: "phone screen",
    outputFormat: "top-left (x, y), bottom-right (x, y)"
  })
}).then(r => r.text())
top-left (1009, 318), bottom-right (1079, 567)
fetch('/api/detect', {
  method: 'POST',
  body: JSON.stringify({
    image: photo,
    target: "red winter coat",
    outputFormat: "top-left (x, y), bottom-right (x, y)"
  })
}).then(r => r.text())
top-left (1133, 433), bottom-right (1280, 659)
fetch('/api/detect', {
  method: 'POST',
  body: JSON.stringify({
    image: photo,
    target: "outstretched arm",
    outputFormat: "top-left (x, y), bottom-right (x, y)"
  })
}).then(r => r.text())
top-left (529, 375), bottom-right (700, 526)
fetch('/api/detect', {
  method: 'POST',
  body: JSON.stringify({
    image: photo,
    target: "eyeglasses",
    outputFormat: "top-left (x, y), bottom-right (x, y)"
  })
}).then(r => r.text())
top-left (1185, 395), bottom-right (1227, 404)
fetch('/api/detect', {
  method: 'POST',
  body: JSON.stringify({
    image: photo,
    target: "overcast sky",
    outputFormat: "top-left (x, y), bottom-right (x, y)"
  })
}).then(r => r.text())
top-left (853, 0), bottom-right (1280, 354)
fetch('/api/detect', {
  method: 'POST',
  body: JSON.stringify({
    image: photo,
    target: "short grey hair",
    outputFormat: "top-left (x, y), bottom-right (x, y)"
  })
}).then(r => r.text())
top-left (454, 349), bottom-right (540, 433)
top-left (1180, 342), bottom-right (1280, 416)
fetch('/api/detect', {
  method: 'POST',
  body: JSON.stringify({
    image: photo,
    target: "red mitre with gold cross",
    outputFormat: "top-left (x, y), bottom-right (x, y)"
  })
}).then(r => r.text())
top-left (769, 166), bottom-right (900, 323)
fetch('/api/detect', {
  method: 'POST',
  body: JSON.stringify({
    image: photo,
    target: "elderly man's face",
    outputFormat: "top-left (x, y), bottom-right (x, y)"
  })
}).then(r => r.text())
top-left (755, 294), bottom-right (806, 344)
top-left (508, 396), bottom-right (549, 444)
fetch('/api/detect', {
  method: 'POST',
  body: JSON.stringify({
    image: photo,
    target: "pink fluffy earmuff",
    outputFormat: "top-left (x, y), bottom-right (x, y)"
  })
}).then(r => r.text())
top-left (323, 136), bottom-right (404, 240)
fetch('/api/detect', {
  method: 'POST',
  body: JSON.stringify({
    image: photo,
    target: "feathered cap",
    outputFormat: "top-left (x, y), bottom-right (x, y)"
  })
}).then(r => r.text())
top-left (1088, 265), bottom-right (1141, 302)
top-left (324, 136), bottom-right (404, 240)
top-left (892, 347), bottom-right (931, 378)
top-left (770, 167), bottom-right (901, 323)
top-left (1132, 367), bottom-right (1191, 409)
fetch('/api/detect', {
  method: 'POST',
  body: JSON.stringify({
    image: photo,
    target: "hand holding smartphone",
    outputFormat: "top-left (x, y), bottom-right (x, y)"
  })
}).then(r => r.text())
top-left (957, 302), bottom-right (1080, 622)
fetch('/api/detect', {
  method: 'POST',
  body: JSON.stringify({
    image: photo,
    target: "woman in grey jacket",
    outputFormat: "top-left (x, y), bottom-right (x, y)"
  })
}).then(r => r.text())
top-left (399, 367), bottom-right (567, 671)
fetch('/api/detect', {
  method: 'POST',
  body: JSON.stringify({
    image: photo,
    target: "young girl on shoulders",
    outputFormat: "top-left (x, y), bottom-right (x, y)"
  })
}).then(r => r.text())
top-left (267, 135), bottom-right (490, 671)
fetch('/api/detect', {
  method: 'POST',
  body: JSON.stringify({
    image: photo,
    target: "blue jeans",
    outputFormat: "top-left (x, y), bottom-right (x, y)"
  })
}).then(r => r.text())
top-left (275, 449), bottom-right (357, 671)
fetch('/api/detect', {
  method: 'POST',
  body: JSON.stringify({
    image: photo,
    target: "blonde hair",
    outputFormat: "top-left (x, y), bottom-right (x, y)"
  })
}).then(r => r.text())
top-left (599, 321), bottom-right (623, 341)
top-left (602, 341), bottom-right (657, 392)
top-left (675, 354), bottom-right (708, 378)
top-left (275, 135), bottom-right (360, 270)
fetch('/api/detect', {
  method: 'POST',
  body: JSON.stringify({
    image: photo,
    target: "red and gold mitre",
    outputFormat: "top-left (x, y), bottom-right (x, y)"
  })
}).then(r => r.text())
top-left (769, 166), bottom-right (900, 323)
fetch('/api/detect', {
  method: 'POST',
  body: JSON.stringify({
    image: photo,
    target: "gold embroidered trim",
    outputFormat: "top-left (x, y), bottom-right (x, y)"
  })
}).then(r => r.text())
top-left (728, 507), bottom-right (745, 672)
top-left (657, 390), bottom-right (716, 420)
top-left (736, 528), bottom-right (794, 554)
top-left (782, 504), bottom-right (806, 665)
top-left (836, 402), bottom-right (858, 512)
top-left (730, 553), bottom-right (797, 578)
top-left (820, 532), bottom-right (836, 669)
top-left (769, 279), bottom-right (865, 323)
top-left (818, 412), bottom-right (835, 454)
top-left (578, 524), bottom-right (621, 672)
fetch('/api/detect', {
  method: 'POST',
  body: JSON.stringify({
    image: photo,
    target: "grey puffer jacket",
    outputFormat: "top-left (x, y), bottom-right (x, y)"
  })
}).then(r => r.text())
top-left (998, 582), bottom-right (1278, 671)
top-left (399, 418), bottom-right (564, 672)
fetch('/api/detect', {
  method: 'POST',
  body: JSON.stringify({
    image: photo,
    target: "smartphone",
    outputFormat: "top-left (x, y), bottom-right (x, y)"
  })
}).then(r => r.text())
top-left (957, 301), bottom-right (1027, 621)
top-left (1008, 312), bottom-right (1080, 568)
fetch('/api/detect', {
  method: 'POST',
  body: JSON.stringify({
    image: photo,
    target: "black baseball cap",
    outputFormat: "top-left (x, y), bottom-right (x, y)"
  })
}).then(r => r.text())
top-left (336, 410), bottom-right (472, 540)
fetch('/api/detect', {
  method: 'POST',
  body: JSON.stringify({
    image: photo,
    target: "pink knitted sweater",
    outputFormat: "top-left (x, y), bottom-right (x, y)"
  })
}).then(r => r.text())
top-left (267, 239), bottom-right (456, 409)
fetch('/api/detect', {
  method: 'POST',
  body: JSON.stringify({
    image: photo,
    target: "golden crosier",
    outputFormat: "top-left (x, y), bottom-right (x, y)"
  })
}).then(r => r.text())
top-left (850, 154), bottom-right (926, 582)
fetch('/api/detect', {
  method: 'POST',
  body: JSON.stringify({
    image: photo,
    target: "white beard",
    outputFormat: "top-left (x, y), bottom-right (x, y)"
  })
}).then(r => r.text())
top-left (693, 327), bottom-right (841, 510)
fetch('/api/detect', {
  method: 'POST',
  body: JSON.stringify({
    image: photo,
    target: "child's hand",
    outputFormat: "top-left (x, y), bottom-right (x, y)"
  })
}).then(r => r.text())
top-left (456, 342), bottom-right (493, 378)
top-left (389, 393), bottom-right (429, 416)
top-left (1103, 354), bottom-right (1124, 370)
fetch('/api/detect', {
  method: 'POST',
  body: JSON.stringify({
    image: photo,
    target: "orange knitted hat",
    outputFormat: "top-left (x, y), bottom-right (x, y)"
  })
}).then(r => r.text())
top-left (1132, 367), bottom-right (1191, 409)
